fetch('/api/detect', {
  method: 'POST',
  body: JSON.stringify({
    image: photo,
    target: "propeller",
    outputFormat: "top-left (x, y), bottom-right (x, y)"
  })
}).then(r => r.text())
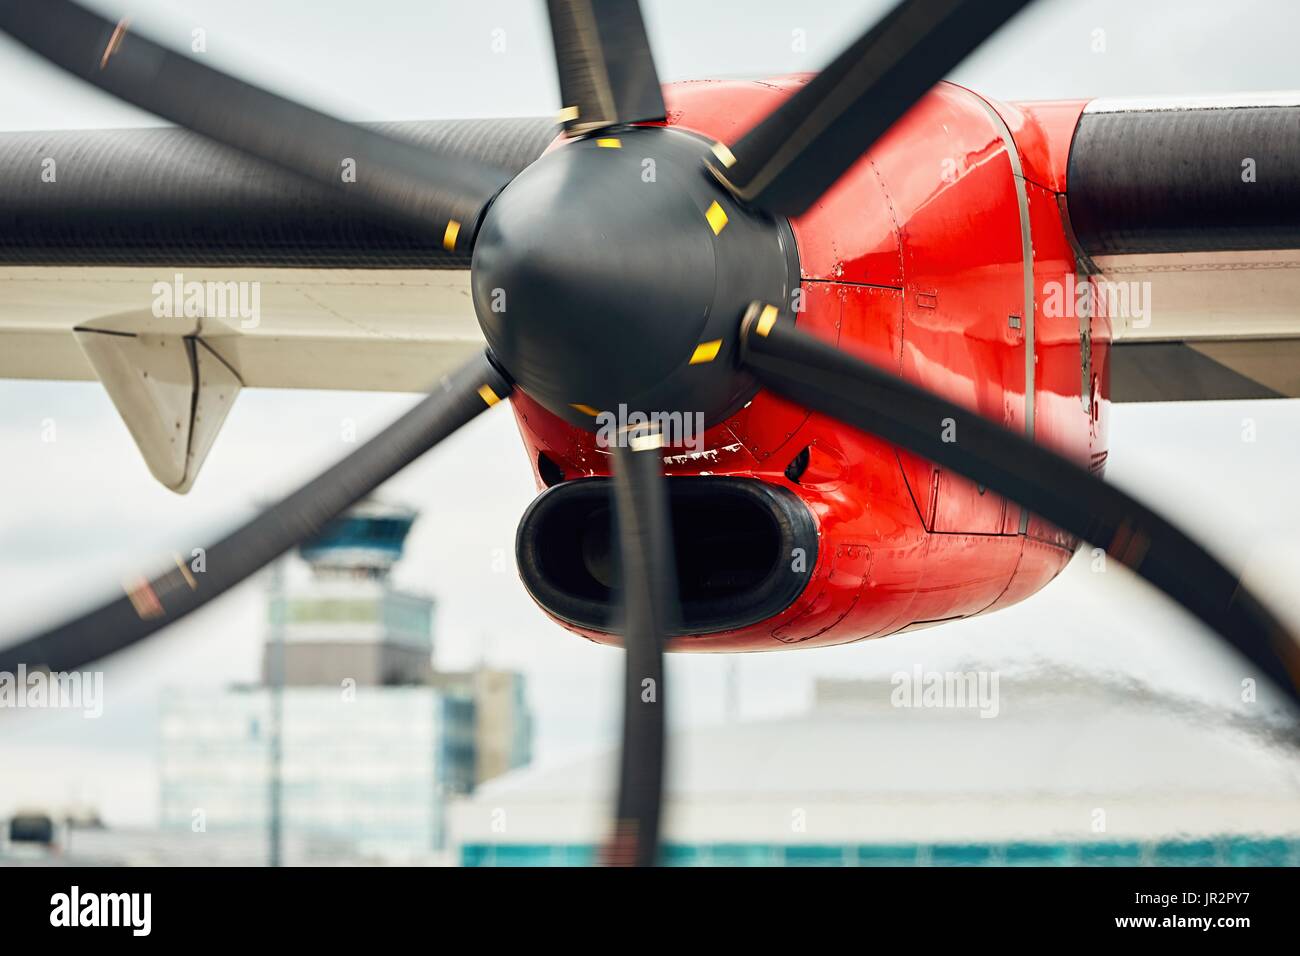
top-left (5, 0), bottom-right (1297, 874)
top-left (0, 0), bottom-right (513, 251)
top-left (546, 0), bottom-right (666, 135)
top-left (708, 0), bottom-right (1035, 216)
top-left (0, 353), bottom-right (512, 675)
top-left (603, 427), bottom-right (678, 867)
top-left (736, 305), bottom-right (1300, 707)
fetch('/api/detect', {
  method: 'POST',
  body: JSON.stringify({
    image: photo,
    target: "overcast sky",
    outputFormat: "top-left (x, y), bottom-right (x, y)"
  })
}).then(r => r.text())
top-left (2, 0), bottom-right (1299, 826)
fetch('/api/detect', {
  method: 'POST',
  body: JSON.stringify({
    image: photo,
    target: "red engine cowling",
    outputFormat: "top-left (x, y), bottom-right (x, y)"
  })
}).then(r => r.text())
top-left (509, 78), bottom-right (1102, 651)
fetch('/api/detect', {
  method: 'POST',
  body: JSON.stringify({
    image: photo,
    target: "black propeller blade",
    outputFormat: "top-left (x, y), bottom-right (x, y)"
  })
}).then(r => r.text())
top-left (603, 426), bottom-right (678, 867)
top-left (710, 0), bottom-right (1033, 216)
top-left (0, 353), bottom-right (512, 674)
top-left (546, 0), bottom-right (666, 135)
top-left (738, 307), bottom-right (1300, 707)
top-left (0, 0), bottom-right (513, 251)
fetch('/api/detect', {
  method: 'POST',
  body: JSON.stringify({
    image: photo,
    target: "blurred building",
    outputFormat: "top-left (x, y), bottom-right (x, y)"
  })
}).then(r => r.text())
top-left (159, 500), bottom-right (531, 863)
top-left (450, 673), bottom-right (1300, 866)
top-left (435, 668), bottom-right (533, 785)
top-left (268, 501), bottom-right (434, 686)
top-left (160, 686), bottom-right (472, 859)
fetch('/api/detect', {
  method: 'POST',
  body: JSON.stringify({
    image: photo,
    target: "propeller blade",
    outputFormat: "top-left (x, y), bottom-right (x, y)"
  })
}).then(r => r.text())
top-left (711, 0), bottom-right (1033, 216)
top-left (0, 0), bottom-right (513, 251)
top-left (546, 0), bottom-right (665, 135)
top-left (603, 426), bottom-right (678, 866)
top-left (738, 307), bottom-right (1300, 708)
top-left (0, 353), bottom-right (512, 674)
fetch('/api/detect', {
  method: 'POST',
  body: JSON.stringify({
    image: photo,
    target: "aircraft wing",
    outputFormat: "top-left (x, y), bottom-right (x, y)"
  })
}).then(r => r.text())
top-left (1064, 94), bottom-right (1300, 402)
top-left (0, 117), bottom-right (556, 490)
top-left (1, 264), bottom-right (486, 392)
top-left (0, 117), bottom-right (558, 389)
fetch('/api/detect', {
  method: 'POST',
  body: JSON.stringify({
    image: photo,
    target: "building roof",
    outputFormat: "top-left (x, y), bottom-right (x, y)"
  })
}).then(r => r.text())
top-left (451, 672), bottom-right (1300, 844)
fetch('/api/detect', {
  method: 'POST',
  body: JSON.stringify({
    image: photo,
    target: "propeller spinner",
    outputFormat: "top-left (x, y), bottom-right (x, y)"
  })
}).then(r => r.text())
top-left (472, 126), bottom-right (796, 431)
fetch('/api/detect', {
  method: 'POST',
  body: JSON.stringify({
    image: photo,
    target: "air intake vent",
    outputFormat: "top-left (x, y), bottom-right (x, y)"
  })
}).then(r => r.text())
top-left (515, 477), bottom-right (818, 635)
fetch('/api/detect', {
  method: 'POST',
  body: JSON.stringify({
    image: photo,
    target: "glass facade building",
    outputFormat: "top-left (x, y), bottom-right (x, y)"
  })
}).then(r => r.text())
top-left (158, 500), bottom-right (531, 863)
top-left (160, 685), bottom-right (475, 861)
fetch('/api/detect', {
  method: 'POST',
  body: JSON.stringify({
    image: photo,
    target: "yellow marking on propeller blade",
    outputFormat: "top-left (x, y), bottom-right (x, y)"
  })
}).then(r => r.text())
top-left (173, 553), bottom-right (197, 590)
top-left (710, 141), bottom-right (737, 168)
top-left (705, 201), bottom-right (728, 235)
top-left (756, 304), bottom-right (778, 337)
top-left (558, 105), bottom-right (581, 123)
top-left (596, 138), bottom-right (622, 148)
top-left (689, 339), bottom-right (723, 365)
top-left (101, 18), bottom-right (130, 69)
top-left (571, 403), bottom-right (601, 417)
top-left (442, 220), bottom-right (461, 251)
top-left (477, 385), bottom-right (502, 407)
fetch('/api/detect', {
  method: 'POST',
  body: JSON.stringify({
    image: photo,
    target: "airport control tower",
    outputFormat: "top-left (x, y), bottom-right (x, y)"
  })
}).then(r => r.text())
top-left (160, 499), bottom-right (532, 863)
top-left (267, 500), bottom-right (434, 687)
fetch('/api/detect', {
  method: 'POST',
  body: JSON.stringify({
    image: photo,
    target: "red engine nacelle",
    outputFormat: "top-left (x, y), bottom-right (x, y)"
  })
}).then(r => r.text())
top-left (509, 78), bottom-right (1111, 651)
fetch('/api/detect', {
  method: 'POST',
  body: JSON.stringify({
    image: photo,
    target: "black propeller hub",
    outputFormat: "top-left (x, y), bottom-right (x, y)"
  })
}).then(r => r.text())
top-left (472, 126), bottom-right (798, 435)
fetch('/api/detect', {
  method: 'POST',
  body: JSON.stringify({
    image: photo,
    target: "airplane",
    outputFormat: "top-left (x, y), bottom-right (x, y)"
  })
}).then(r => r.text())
top-left (1, 0), bottom-right (1298, 866)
